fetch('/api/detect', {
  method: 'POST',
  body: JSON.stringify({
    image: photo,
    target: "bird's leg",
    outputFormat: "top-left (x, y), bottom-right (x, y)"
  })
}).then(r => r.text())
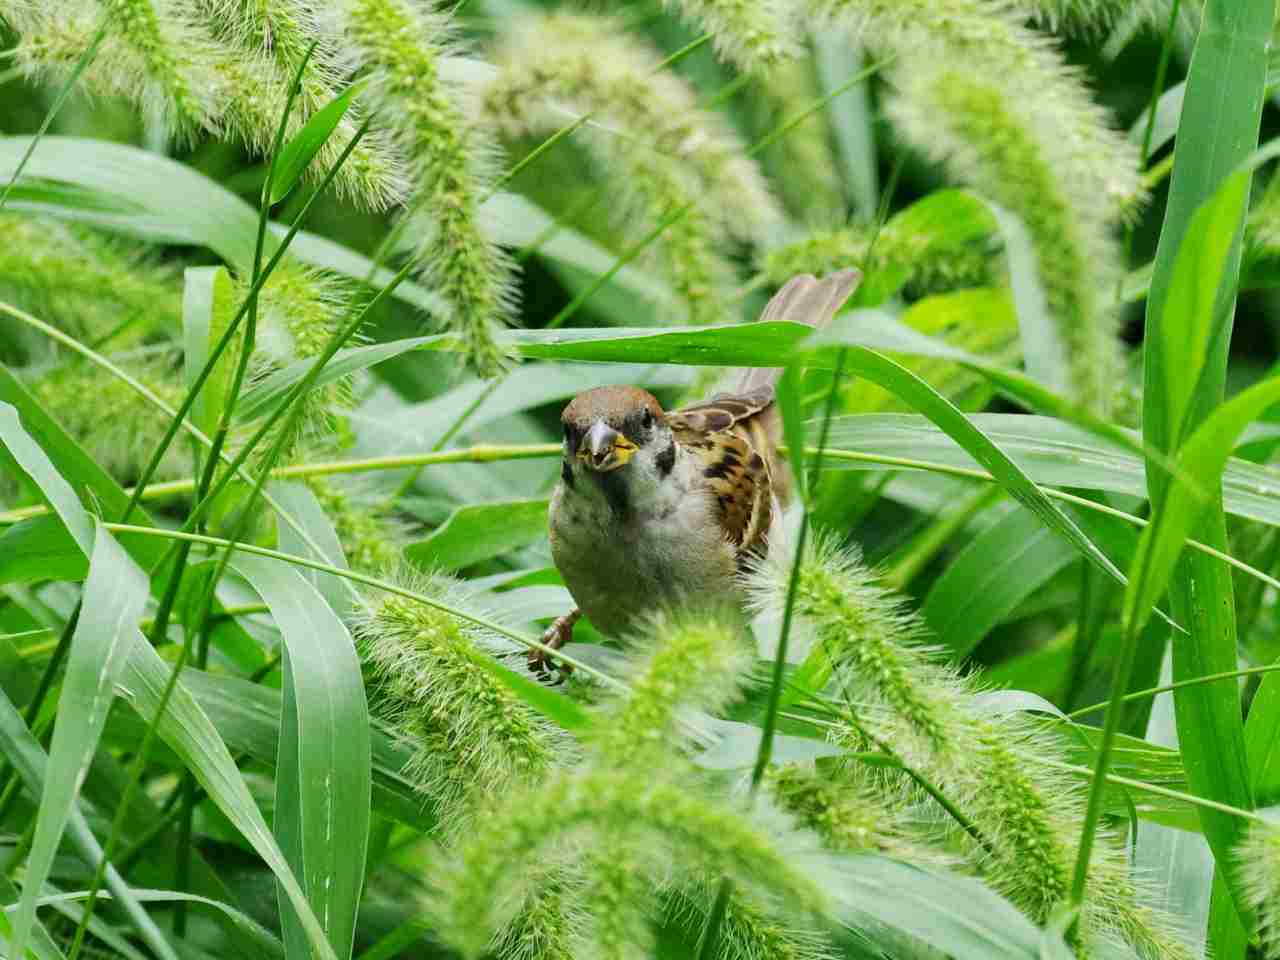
top-left (529, 608), bottom-right (581, 678)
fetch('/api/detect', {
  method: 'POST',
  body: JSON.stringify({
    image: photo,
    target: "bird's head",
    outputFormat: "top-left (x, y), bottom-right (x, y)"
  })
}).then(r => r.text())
top-left (559, 386), bottom-right (676, 503)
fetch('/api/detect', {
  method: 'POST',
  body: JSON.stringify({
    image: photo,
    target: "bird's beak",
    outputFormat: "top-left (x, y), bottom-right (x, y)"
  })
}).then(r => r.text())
top-left (577, 420), bottom-right (637, 472)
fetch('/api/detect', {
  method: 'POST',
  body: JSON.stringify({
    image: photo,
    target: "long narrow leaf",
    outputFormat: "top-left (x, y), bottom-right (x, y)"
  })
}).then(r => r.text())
top-left (231, 555), bottom-right (371, 960)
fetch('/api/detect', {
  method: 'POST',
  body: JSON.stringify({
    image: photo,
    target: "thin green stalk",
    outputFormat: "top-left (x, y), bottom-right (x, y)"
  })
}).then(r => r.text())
top-left (382, 374), bottom-right (506, 507)
top-left (8, 442), bottom-right (1276, 605)
top-left (100, 522), bottom-right (621, 687)
top-left (0, 606), bottom-right (78, 823)
top-left (1065, 661), bottom-right (1280, 721)
top-left (546, 202), bottom-right (695, 329)
top-left (0, 20), bottom-right (108, 211)
top-left (1068, 605), bottom-right (1148, 908)
top-left (484, 33), bottom-right (713, 199)
top-left (1028, 756), bottom-right (1269, 825)
top-left (119, 115), bottom-right (372, 523)
top-left (65, 632), bottom-right (196, 958)
top-left (702, 351), bottom-right (848, 958)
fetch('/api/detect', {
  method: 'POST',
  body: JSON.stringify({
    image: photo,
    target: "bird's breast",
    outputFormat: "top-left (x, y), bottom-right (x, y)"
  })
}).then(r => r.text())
top-left (548, 472), bottom-right (738, 637)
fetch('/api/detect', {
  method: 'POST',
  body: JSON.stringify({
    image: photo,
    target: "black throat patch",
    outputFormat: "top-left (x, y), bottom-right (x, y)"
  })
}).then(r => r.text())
top-left (591, 468), bottom-right (630, 515)
top-left (655, 440), bottom-right (676, 477)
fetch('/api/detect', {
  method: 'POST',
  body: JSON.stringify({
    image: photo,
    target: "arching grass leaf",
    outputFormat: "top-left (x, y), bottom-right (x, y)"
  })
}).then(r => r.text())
top-left (923, 506), bottom-right (1076, 658)
top-left (230, 555), bottom-right (370, 960)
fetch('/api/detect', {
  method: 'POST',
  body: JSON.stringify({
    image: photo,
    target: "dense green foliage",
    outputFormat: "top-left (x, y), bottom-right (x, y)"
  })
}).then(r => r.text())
top-left (3, 1), bottom-right (1280, 958)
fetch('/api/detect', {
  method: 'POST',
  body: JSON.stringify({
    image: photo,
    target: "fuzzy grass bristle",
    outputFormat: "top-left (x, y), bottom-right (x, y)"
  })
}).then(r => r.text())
top-left (429, 769), bottom-right (835, 959)
top-left (483, 12), bottom-right (780, 324)
top-left (356, 569), bottom-right (569, 836)
top-left (588, 609), bottom-right (753, 765)
top-left (1239, 819), bottom-right (1280, 958)
top-left (749, 533), bottom-right (1196, 959)
top-left (340, 0), bottom-right (513, 375)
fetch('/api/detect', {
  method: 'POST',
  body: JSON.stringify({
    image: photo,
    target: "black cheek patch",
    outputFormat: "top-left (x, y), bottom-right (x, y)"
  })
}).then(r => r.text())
top-left (656, 441), bottom-right (676, 477)
top-left (561, 459), bottom-right (575, 489)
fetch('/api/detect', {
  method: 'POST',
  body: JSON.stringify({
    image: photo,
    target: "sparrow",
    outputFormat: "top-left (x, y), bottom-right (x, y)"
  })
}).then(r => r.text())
top-left (534, 269), bottom-right (862, 674)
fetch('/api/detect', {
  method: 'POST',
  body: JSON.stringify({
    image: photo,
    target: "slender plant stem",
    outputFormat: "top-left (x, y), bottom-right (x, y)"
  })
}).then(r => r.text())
top-left (1065, 661), bottom-right (1280, 721)
top-left (101, 522), bottom-right (622, 688)
top-left (118, 115), bottom-right (372, 524)
top-left (0, 20), bottom-right (108, 211)
top-left (0, 606), bottom-right (78, 823)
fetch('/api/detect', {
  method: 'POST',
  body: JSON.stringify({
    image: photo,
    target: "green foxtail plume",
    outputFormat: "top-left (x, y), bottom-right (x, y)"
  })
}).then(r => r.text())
top-left (340, 0), bottom-right (512, 374)
top-left (748, 533), bottom-right (1196, 959)
top-left (1239, 819), bottom-right (1280, 959)
top-left (653, 0), bottom-right (798, 72)
top-left (809, 0), bottom-right (1142, 414)
top-left (356, 568), bottom-right (569, 837)
top-left (484, 13), bottom-right (782, 324)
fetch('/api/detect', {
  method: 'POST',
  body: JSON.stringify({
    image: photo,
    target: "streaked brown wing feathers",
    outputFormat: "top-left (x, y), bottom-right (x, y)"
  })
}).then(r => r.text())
top-left (671, 407), bottom-right (773, 558)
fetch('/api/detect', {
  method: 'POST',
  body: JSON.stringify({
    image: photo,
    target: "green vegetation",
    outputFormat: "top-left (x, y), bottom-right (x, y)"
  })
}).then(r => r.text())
top-left (2, 1), bottom-right (1280, 958)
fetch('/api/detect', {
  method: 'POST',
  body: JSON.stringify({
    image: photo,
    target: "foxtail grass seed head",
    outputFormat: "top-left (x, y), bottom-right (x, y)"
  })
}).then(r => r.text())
top-left (484, 13), bottom-right (780, 323)
top-left (890, 68), bottom-right (1124, 414)
top-left (809, 0), bottom-right (1140, 414)
top-left (761, 221), bottom-right (995, 300)
top-left (749, 534), bottom-right (963, 759)
top-left (0, 215), bottom-right (182, 351)
top-left (672, 886), bottom-right (837, 960)
top-left (25, 356), bottom-right (189, 487)
top-left (430, 769), bottom-right (833, 959)
top-left (588, 610), bottom-right (752, 764)
top-left (657, 0), bottom-right (799, 72)
top-left (99, 0), bottom-right (217, 137)
top-left (747, 56), bottom-right (845, 228)
top-left (1240, 819), bottom-right (1280, 958)
top-left (356, 570), bottom-right (568, 836)
top-left (751, 534), bottom-right (1194, 957)
top-left (194, 0), bottom-right (407, 208)
top-left (239, 258), bottom-right (359, 463)
top-left (489, 860), bottom-right (586, 960)
top-left (767, 762), bottom-right (953, 869)
top-left (1011, 0), bottom-right (1164, 32)
top-left (341, 0), bottom-right (512, 375)
top-left (304, 476), bottom-right (404, 573)
top-left (573, 848), bottom-right (655, 960)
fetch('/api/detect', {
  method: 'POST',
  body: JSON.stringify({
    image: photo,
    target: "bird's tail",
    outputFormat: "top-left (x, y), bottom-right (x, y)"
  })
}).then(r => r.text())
top-left (736, 268), bottom-right (862, 393)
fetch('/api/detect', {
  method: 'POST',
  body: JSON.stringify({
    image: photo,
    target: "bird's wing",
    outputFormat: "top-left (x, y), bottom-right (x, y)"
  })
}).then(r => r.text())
top-left (669, 404), bottom-right (773, 559)
top-left (737, 268), bottom-right (862, 394)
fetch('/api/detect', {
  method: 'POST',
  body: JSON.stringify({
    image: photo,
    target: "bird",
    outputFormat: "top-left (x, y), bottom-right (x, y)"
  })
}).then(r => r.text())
top-left (534, 269), bottom-right (862, 675)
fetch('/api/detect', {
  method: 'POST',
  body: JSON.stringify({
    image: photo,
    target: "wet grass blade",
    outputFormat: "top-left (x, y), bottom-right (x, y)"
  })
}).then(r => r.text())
top-left (1137, 0), bottom-right (1272, 936)
top-left (230, 555), bottom-right (370, 959)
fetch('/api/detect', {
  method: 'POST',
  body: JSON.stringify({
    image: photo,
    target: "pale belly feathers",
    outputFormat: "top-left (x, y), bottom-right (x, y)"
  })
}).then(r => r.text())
top-left (548, 464), bottom-right (739, 637)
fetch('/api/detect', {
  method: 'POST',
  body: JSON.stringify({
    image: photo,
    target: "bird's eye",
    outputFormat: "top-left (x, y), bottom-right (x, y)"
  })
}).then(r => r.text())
top-left (642, 409), bottom-right (654, 429)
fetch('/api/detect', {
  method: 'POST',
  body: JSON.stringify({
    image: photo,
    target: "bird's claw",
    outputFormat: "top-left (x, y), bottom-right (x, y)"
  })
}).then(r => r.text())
top-left (529, 610), bottom-right (580, 680)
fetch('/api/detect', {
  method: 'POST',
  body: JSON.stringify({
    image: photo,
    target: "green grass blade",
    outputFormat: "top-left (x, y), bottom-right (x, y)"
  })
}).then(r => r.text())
top-left (923, 505), bottom-right (1076, 658)
top-left (0, 516), bottom-right (87, 586)
top-left (230, 555), bottom-right (371, 960)
top-left (831, 854), bottom-right (1049, 959)
top-left (270, 481), bottom-right (351, 615)
top-left (16, 888), bottom-right (282, 956)
top-left (0, 406), bottom-right (339, 960)
top-left (0, 686), bottom-right (172, 960)
top-left (0, 20), bottom-right (106, 212)
top-left (982, 201), bottom-right (1070, 397)
top-left (271, 80), bottom-right (363, 205)
top-left (9, 523), bottom-right (152, 960)
top-left (405, 498), bottom-right (548, 570)
top-left (0, 872), bottom-right (64, 960)
top-left (182, 267), bottom-right (238, 439)
top-left (1139, 2), bottom-right (1272, 932)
